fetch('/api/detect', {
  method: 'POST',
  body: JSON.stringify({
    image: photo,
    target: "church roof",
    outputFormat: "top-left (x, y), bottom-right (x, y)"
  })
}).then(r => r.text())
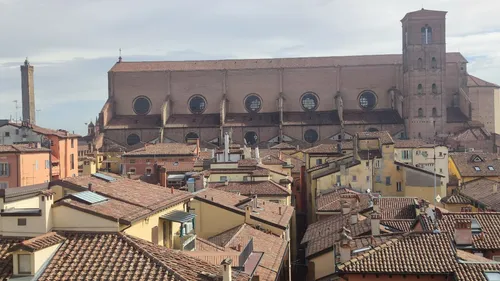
top-left (468, 75), bottom-right (500, 88)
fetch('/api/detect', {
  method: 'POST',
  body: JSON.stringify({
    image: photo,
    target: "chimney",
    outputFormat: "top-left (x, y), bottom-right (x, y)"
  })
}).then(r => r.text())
top-left (88, 183), bottom-right (93, 191)
top-left (341, 200), bottom-right (351, 215)
top-left (237, 244), bottom-right (242, 251)
top-left (339, 228), bottom-right (352, 263)
top-left (279, 206), bottom-right (282, 215)
top-left (493, 184), bottom-right (498, 193)
top-left (224, 132), bottom-right (230, 162)
top-left (255, 147), bottom-right (260, 163)
top-left (372, 198), bottom-right (380, 212)
top-left (171, 186), bottom-right (174, 194)
top-left (210, 149), bottom-right (215, 159)
top-left (296, 145), bottom-right (300, 151)
top-left (127, 173), bottom-right (131, 179)
top-left (224, 180), bottom-right (229, 186)
top-left (253, 195), bottom-right (258, 209)
top-left (350, 209), bottom-right (358, 225)
top-left (371, 211), bottom-right (381, 235)
top-left (245, 205), bottom-right (252, 223)
top-left (454, 218), bottom-right (473, 246)
top-left (221, 258), bottom-right (232, 281)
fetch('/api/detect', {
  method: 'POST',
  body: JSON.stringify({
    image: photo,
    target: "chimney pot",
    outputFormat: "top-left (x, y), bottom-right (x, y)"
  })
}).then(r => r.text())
top-left (279, 206), bottom-right (282, 215)
top-left (88, 183), bottom-right (93, 191)
top-left (370, 211), bottom-right (381, 236)
top-left (221, 258), bottom-right (233, 281)
top-left (454, 218), bottom-right (473, 246)
top-left (171, 186), bottom-right (174, 194)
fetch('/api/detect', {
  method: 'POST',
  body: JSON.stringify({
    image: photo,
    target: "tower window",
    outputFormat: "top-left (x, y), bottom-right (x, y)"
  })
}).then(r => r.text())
top-left (304, 129), bottom-right (319, 143)
top-left (358, 90), bottom-right (377, 110)
top-left (432, 107), bottom-right (437, 117)
top-left (244, 131), bottom-right (258, 145)
top-left (244, 94), bottom-right (262, 113)
top-left (418, 108), bottom-right (424, 117)
top-left (132, 96), bottom-right (152, 115)
top-left (417, 84), bottom-right (423, 95)
top-left (300, 92), bottom-right (319, 111)
top-left (188, 95), bottom-right (207, 114)
top-left (431, 57), bottom-right (438, 69)
top-left (421, 26), bottom-right (432, 44)
top-left (185, 132), bottom-right (199, 142)
top-left (432, 83), bottom-right (438, 94)
top-left (417, 58), bottom-right (423, 69)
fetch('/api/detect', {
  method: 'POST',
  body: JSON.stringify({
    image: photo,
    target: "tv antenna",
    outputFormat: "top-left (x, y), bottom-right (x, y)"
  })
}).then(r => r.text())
top-left (13, 100), bottom-right (20, 122)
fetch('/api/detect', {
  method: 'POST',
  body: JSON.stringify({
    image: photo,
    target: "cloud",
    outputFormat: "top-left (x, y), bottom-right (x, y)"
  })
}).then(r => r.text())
top-left (1, 0), bottom-right (500, 135)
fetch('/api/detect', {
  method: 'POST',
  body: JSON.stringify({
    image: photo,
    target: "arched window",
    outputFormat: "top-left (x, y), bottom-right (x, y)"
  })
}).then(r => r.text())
top-left (185, 132), bottom-right (199, 142)
top-left (432, 83), bottom-right (438, 94)
top-left (244, 131), bottom-right (258, 145)
top-left (418, 108), bottom-right (424, 117)
top-left (431, 57), bottom-right (438, 69)
top-left (421, 26), bottom-right (432, 44)
top-left (301, 92), bottom-right (319, 111)
top-left (133, 96), bottom-right (152, 115)
top-left (418, 84), bottom-right (423, 95)
top-left (304, 129), bottom-right (319, 143)
top-left (432, 107), bottom-right (437, 117)
top-left (244, 94), bottom-right (262, 113)
top-left (358, 90), bottom-right (377, 110)
top-left (127, 134), bottom-right (141, 146)
top-left (188, 95), bottom-right (207, 114)
top-left (417, 58), bottom-right (423, 69)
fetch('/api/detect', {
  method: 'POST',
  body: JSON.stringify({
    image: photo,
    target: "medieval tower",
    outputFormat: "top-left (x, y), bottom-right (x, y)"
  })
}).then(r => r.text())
top-left (20, 58), bottom-right (36, 124)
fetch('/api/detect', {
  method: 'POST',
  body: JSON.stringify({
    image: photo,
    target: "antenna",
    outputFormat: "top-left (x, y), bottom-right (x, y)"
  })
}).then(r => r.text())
top-left (118, 48), bottom-right (122, 62)
top-left (13, 100), bottom-right (20, 122)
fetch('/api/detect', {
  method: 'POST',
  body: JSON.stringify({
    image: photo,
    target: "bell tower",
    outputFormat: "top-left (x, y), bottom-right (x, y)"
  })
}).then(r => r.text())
top-left (401, 9), bottom-right (447, 140)
top-left (21, 58), bottom-right (36, 124)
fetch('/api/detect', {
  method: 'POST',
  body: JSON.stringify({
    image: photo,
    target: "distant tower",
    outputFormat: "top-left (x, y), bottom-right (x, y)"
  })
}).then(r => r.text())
top-left (21, 58), bottom-right (36, 124)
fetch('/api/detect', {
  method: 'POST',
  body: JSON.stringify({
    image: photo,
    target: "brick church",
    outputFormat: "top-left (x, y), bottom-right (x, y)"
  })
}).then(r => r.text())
top-left (97, 9), bottom-right (500, 151)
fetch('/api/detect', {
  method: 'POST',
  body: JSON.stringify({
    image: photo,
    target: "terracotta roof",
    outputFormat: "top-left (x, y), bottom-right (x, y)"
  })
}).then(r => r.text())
top-left (261, 154), bottom-right (286, 165)
top-left (393, 139), bottom-right (437, 148)
top-left (449, 152), bottom-right (500, 177)
top-left (237, 159), bottom-right (259, 167)
top-left (459, 178), bottom-right (500, 211)
top-left (303, 144), bottom-right (343, 154)
top-left (311, 160), bottom-right (361, 180)
top-left (53, 174), bottom-right (193, 224)
top-left (437, 213), bottom-right (500, 249)
top-left (195, 237), bottom-right (226, 252)
top-left (207, 181), bottom-right (291, 196)
top-left (468, 74), bottom-right (500, 88)
top-left (356, 131), bottom-right (394, 145)
top-left (105, 114), bottom-right (162, 129)
top-left (99, 137), bottom-right (128, 152)
top-left (5, 122), bottom-right (80, 138)
top-left (8, 232), bottom-right (65, 252)
top-left (270, 143), bottom-right (296, 150)
top-left (110, 53), bottom-right (467, 72)
top-left (316, 187), bottom-right (371, 213)
top-left (195, 188), bottom-right (294, 229)
top-left (38, 232), bottom-right (250, 281)
top-left (450, 126), bottom-right (491, 142)
top-left (124, 143), bottom-right (198, 157)
top-left (0, 144), bottom-right (50, 153)
top-left (165, 114), bottom-right (220, 128)
top-left (0, 238), bottom-right (24, 279)
top-left (377, 197), bottom-right (418, 219)
top-left (441, 194), bottom-right (472, 205)
top-left (206, 168), bottom-right (270, 177)
top-left (380, 219), bottom-right (415, 232)
top-left (343, 109), bottom-right (403, 125)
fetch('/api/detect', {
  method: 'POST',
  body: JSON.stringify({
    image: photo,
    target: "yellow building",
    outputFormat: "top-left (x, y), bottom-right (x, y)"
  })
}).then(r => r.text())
top-left (449, 152), bottom-right (500, 184)
top-left (79, 156), bottom-right (97, 176)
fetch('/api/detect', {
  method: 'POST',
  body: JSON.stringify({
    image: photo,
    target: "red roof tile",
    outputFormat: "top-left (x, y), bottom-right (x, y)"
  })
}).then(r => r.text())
top-left (124, 143), bottom-right (198, 156)
top-left (208, 181), bottom-right (291, 196)
top-left (450, 152), bottom-right (500, 177)
top-left (0, 144), bottom-right (50, 154)
top-left (8, 232), bottom-right (65, 252)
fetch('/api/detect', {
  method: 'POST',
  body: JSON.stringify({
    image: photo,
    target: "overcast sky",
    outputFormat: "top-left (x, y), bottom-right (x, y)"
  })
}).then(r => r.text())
top-left (1, 0), bottom-right (499, 135)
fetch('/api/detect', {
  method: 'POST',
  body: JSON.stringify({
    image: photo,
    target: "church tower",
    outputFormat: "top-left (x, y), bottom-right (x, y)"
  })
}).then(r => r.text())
top-left (401, 9), bottom-right (447, 140)
top-left (21, 58), bottom-right (36, 124)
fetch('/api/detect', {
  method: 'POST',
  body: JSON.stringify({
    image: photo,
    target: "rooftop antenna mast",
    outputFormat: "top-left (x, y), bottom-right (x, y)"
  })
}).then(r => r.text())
top-left (13, 100), bottom-right (20, 122)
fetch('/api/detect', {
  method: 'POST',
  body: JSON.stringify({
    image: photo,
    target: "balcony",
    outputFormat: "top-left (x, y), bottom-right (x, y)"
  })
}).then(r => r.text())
top-left (160, 210), bottom-right (197, 251)
top-left (174, 231), bottom-right (196, 251)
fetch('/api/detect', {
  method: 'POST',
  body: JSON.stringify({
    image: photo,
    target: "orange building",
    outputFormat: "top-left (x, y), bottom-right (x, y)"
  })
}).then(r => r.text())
top-left (0, 143), bottom-right (51, 188)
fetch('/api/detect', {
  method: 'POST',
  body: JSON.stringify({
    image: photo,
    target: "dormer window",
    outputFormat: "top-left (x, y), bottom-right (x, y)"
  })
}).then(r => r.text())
top-left (18, 254), bottom-right (31, 275)
top-left (488, 166), bottom-right (495, 171)
top-left (474, 166), bottom-right (481, 171)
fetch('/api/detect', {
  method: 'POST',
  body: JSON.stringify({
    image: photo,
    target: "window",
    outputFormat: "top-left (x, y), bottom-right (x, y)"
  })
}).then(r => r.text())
top-left (418, 108), bottom-right (424, 117)
top-left (219, 176), bottom-right (227, 182)
top-left (376, 175), bottom-right (381, 182)
top-left (50, 140), bottom-right (54, 147)
top-left (488, 166), bottom-right (495, 171)
top-left (45, 160), bottom-right (50, 169)
top-left (244, 131), bottom-right (258, 145)
top-left (244, 94), bottom-right (262, 113)
top-left (432, 107), bottom-right (438, 117)
top-left (71, 139), bottom-right (74, 148)
top-left (439, 152), bottom-right (443, 157)
top-left (365, 161), bottom-right (369, 167)
top-left (129, 168), bottom-right (136, 174)
top-left (431, 57), bottom-right (438, 69)
top-left (18, 218), bottom-right (27, 226)
top-left (452, 93), bottom-right (459, 107)
top-left (133, 96), bottom-right (152, 115)
top-left (358, 90), bottom-right (377, 110)
top-left (304, 129), bottom-right (318, 143)
top-left (126, 134), bottom-right (141, 146)
top-left (432, 83), bottom-right (438, 94)
top-left (474, 166), bottom-right (481, 171)
top-left (129, 159), bottom-right (136, 164)
top-left (18, 254), bottom-right (31, 274)
top-left (145, 168), bottom-right (152, 175)
top-left (374, 160), bottom-right (381, 169)
top-left (421, 26), bottom-right (432, 44)
top-left (366, 176), bottom-right (370, 182)
top-left (440, 168), bottom-right (443, 173)
top-left (417, 58), bottom-right (423, 69)
top-left (243, 176), bottom-right (250, 182)
top-left (316, 159), bottom-right (323, 165)
top-left (402, 150), bottom-right (410, 160)
top-left (4, 132), bottom-right (9, 137)
top-left (385, 176), bottom-right (391, 185)
top-left (396, 182), bottom-right (402, 192)
top-left (188, 95), bottom-right (207, 114)
top-left (0, 183), bottom-right (7, 189)
top-left (417, 84), bottom-right (423, 95)
top-left (301, 92), bottom-right (319, 111)
top-left (352, 175), bottom-right (357, 182)
top-left (70, 154), bottom-right (74, 170)
top-left (185, 132), bottom-right (199, 141)
top-left (336, 175), bottom-right (341, 185)
top-left (15, 129), bottom-right (19, 135)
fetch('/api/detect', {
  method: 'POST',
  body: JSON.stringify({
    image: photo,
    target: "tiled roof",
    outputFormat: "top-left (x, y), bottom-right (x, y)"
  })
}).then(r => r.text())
top-left (195, 237), bottom-right (226, 252)
top-left (0, 144), bottom-right (50, 153)
top-left (343, 109), bottom-right (403, 125)
top-left (449, 152), bottom-right (500, 177)
top-left (450, 126), bottom-right (491, 142)
top-left (53, 174), bottom-right (193, 224)
top-left (468, 74), bottom-right (500, 88)
top-left (316, 187), bottom-right (371, 213)
top-left (356, 131), bottom-right (394, 145)
top-left (195, 189), bottom-right (294, 229)
top-left (437, 213), bottom-right (500, 249)
top-left (377, 197), bottom-right (418, 219)
top-left (8, 232), bottom-right (65, 252)
top-left (261, 154), bottom-right (286, 165)
top-left (441, 194), bottom-right (472, 205)
top-left (124, 143), bottom-right (198, 156)
top-left (105, 114), bottom-right (162, 129)
top-left (337, 232), bottom-right (500, 281)
top-left (38, 232), bottom-right (250, 281)
top-left (380, 219), bottom-right (415, 232)
top-left (311, 160), bottom-right (361, 180)
top-left (270, 143), bottom-right (296, 150)
top-left (207, 181), bottom-right (291, 196)
top-left (6, 122), bottom-right (80, 138)
top-left (165, 114), bottom-right (220, 128)
top-left (393, 139), bottom-right (436, 148)
top-left (110, 52), bottom-right (466, 72)
top-left (303, 144), bottom-right (343, 154)
top-left (460, 178), bottom-right (500, 211)
top-left (0, 237), bottom-right (24, 280)
top-left (206, 167), bottom-right (270, 177)
top-left (237, 159), bottom-right (259, 167)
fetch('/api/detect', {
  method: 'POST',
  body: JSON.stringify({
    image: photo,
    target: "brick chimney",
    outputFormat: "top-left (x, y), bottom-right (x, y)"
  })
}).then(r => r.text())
top-left (221, 258), bottom-right (232, 281)
top-left (371, 211), bottom-right (381, 235)
top-left (88, 183), bottom-right (93, 191)
top-left (454, 218), bottom-right (472, 246)
top-left (339, 228), bottom-right (352, 263)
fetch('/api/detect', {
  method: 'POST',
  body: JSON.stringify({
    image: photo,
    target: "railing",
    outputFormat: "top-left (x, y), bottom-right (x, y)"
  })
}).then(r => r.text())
top-left (173, 231), bottom-right (196, 251)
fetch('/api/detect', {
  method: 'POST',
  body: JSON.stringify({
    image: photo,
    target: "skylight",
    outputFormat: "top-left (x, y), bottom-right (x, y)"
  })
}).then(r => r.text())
top-left (485, 272), bottom-right (500, 281)
top-left (70, 191), bottom-right (108, 205)
top-left (488, 166), bottom-right (495, 171)
top-left (92, 173), bottom-right (116, 182)
top-left (474, 166), bottom-right (481, 171)
top-left (471, 218), bottom-right (482, 234)
top-left (352, 246), bottom-right (371, 254)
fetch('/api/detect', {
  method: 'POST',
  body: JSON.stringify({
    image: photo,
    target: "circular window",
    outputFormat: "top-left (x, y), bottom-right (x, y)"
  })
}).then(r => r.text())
top-left (185, 132), bottom-right (199, 141)
top-left (244, 94), bottom-right (262, 113)
top-left (244, 131), bottom-right (258, 145)
top-left (304, 129), bottom-right (318, 143)
top-left (366, 128), bottom-right (379, 132)
top-left (127, 134), bottom-right (141, 146)
top-left (301, 92), bottom-right (319, 111)
top-left (133, 96), bottom-right (152, 115)
top-left (188, 95), bottom-right (207, 114)
top-left (358, 91), bottom-right (377, 110)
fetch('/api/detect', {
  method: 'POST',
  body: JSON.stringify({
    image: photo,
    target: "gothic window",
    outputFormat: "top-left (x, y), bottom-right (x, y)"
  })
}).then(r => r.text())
top-left (432, 107), bottom-right (438, 117)
top-left (185, 132), bottom-right (199, 141)
top-left (417, 58), bottom-right (423, 69)
top-left (244, 131), bottom-right (258, 145)
top-left (431, 57), bottom-right (438, 69)
top-left (188, 95), bottom-right (207, 114)
top-left (421, 26), bottom-right (432, 44)
top-left (127, 134), bottom-right (141, 146)
top-left (418, 108), bottom-right (424, 117)
top-left (358, 90), bottom-right (377, 110)
top-left (418, 84), bottom-right (423, 95)
top-left (432, 83), bottom-right (438, 94)
top-left (244, 94), bottom-right (262, 113)
top-left (301, 92), bottom-right (319, 111)
top-left (304, 129), bottom-right (318, 143)
top-left (133, 96), bottom-right (152, 115)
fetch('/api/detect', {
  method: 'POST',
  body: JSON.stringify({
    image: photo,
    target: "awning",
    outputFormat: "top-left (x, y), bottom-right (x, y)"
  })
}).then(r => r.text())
top-left (167, 174), bottom-right (185, 180)
top-left (160, 210), bottom-right (195, 223)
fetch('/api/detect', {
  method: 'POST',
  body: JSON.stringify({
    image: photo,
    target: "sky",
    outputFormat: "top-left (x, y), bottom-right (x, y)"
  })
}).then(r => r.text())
top-left (1, 0), bottom-right (499, 136)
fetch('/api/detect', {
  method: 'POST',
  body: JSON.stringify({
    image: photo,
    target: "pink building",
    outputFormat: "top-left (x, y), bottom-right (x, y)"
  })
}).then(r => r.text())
top-left (0, 144), bottom-right (51, 188)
